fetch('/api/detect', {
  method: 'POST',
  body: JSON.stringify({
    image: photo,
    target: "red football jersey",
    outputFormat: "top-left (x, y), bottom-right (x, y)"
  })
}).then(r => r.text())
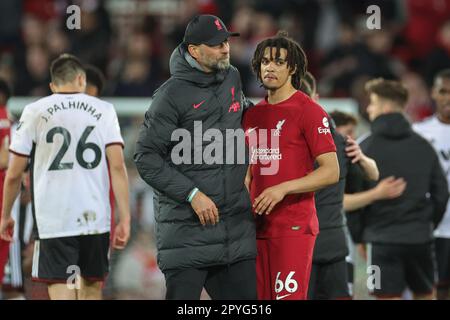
top-left (243, 91), bottom-right (336, 238)
top-left (0, 105), bottom-right (10, 198)
top-left (0, 105), bottom-right (11, 283)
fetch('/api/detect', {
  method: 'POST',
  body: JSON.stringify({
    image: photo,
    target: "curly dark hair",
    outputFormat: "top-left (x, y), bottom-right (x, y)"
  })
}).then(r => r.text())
top-left (251, 31), bottom-right (308, 90)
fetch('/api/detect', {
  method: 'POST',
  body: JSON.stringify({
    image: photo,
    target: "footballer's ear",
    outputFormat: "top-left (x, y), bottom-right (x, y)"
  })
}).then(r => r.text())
top-left (75, 72), bottom-right (85, 86)
top-left (290, 65), bottom-right (297, 75)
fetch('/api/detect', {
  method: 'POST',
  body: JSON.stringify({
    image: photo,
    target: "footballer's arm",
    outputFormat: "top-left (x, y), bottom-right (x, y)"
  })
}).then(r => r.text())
top-left (0, 154), bottom-right (28, 241)
top-left (343, 176), bottom-right (406, 212)
top-left (106, 145), bottom-right (131, 249)
top-left (253, 152), bottom-right (339, 215)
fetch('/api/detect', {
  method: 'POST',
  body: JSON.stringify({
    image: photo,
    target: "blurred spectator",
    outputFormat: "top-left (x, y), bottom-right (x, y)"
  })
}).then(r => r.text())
top-left (360, 29), bottom-right (399, 79)
top-left (424, 20), bottom-right (450, 87)
top-left (46, 24), bottom-right (71, 60)
top-left (116, 29), bottom-right (162, 96)
top-left (321, 26), bottom-right (399, 98)
top-left (23, 0), bottom-right (58, 21)
top-left (402, 0), bottom-right (450, 62)
top-left (0, 54), bottom-right (15, 87)
top-left (320, 21), bottom-right (364, 96)
top-left (0, 0), bottom-right (22, 48)
top-left (229, 5), bottom-right (255, 94)
top-left (21, 14), bottom-right (47, 47)
top-left (402, 72), bottom-right (433, 122)
top-left (68, 0), bottom-right (112, 72)
top-left (112, 31), bottom-right (161, 97)
top-left (314, 0), bottom-right (341, 54)
top-left (14, 45), bottom-right (51, 96)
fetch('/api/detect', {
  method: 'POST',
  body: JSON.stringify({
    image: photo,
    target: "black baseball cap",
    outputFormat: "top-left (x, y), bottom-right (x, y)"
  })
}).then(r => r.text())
top-left (183, 15), bottom-right (240, 46)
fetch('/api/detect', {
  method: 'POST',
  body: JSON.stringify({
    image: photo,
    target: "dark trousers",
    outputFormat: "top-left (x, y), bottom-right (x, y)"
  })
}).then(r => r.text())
top-left (164, 259), bottom-right (257, 300)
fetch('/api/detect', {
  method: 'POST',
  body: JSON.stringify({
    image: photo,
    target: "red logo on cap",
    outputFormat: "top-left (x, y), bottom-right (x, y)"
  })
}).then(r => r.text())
top-left (214, 19), bottom-right (223, 30)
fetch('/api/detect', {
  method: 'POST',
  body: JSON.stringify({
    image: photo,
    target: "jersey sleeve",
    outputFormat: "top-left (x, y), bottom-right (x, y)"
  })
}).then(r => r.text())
top-left (104, 104), bottom-right (124, 147)
top-left (0, 109), bottom-right (10, 142)
top-left (300, 101), bottom-right (336, 158)
top-left (9, 105), bottom-right (36, 156)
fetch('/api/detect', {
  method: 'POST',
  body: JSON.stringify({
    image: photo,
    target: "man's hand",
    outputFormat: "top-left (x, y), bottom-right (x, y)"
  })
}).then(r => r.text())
top-left (253, 184), bottom-right (287, 215)
top-left (113, 219), bottom-right (130, 249)
top-left (346, 136), bottom-right (379, 180)
top-left (374, 176), bottom-right (407, 200)
top-left (345, 136), bottom-right (366, 164)
top-left (0, 216), bottom-right (15, 242)
top-left (191, 191), bottom-right (219, 226)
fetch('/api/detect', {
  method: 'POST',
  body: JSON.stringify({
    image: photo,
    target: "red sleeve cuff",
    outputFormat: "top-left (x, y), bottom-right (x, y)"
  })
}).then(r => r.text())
top-left (312, 146), bottom-right (337, 159)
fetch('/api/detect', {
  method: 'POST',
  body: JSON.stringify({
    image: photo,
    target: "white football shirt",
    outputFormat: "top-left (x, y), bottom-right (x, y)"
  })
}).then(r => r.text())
top-left (413, 116), bottom-right (450, 238)
top-left (10, 93), bottom-right (123, 239)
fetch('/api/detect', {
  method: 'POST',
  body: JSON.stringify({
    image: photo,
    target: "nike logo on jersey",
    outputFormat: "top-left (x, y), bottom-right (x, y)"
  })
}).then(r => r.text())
top-left (276, 293), bottom-right (291, 300)
top-left (246, 127), bottom-right (258, 134)
top-left (193, 100), bottom-right (205, 109)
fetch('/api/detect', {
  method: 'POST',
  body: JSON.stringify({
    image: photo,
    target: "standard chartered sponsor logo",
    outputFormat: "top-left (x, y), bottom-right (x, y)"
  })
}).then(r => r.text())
top-left (250, 147), bottom-right (282, 161)
top-left (247, 127), bottom-right (281, 175)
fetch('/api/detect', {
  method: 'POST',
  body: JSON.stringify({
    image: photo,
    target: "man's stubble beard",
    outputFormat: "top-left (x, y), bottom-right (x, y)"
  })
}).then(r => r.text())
top-left (215, 58), bottom-right (230, 71)
top-left (201, 52), bottom-right (230, 71)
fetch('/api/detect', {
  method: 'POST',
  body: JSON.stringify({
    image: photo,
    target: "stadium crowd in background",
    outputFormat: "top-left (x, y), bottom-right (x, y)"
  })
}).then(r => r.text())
top-left (2, 0), bottom-right (450, 120)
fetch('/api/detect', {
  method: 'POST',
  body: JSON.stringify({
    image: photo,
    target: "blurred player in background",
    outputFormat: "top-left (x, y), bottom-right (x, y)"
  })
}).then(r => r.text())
top-left (300, 73), bottom-right (379, 300)
top-left (355, 78), bottom-right (448, 300)
top-left (0, 54), bottom-right (131, 300)
top-left (243, 31), bottom-right (339, 300)
top-left (329, 110), bottom-right (407, 297)
top-left (85, 65), bottom-right (106, 98)
top-left (84, 64), bottom-right (119, 299)
top-left (413, 69), bottom-right (450, 300)
top-left (329, 111), bottom-right (357, 139)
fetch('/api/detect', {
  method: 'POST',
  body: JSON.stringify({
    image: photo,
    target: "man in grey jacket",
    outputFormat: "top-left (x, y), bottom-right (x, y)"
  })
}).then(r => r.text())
top-left (134, 15), bottom-right (256, 300)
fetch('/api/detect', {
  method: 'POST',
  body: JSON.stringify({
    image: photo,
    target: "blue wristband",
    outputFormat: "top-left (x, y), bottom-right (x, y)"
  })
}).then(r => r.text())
top-left (187, 188), bottom-right (199, 203)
